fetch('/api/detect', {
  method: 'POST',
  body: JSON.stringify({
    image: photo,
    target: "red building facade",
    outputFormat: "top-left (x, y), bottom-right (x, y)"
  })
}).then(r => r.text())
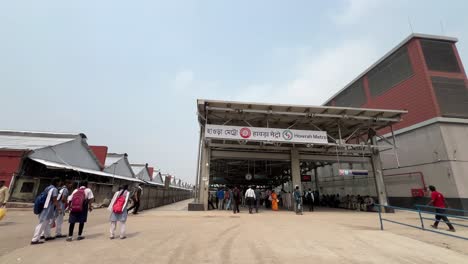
top-left (0, 150), bottom-right (28, 187)
top-left (325, 34), bottom-right (468, 131)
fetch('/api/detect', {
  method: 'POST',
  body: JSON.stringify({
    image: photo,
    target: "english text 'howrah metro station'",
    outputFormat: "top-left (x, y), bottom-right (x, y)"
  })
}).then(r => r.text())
top-left (190, 33), bottom-right (468, 212)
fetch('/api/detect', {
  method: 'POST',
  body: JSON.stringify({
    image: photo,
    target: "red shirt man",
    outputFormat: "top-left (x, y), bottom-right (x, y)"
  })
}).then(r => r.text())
top-left (427, 185), bottom-right (455, 232)
top-left (431, 191), bottom-right (446, 208)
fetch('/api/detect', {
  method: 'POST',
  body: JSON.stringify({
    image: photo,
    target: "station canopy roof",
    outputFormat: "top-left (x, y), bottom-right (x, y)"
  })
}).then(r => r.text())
top-left (197, 99), bottom-right (407, 148)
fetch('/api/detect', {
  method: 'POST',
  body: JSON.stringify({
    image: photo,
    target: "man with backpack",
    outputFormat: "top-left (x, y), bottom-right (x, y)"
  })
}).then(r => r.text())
top-left (31, 178), bottom-right (62, 245)
top-left (67, 181), bottom-right (94, 241)
top-left (108, 185), bottom-right (130, 239)
top-left (306, 188), bottom-right (315, 212)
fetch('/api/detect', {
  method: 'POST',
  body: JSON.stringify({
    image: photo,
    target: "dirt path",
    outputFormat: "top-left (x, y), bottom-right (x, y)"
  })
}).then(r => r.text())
top-left (1, 201), bottom-right (467, 263)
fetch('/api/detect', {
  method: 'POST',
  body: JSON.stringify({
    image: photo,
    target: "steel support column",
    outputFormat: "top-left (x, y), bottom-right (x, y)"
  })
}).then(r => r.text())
top-left (194, 129), bottom-right (203, 202)
top-left (314, 167), bottom-right (319, 192)
top-left (199, 142), bottom-right (211, 210)
top-left (370, 136), bottom-right (389, 211)
top-left (291, 148), bottom-right (301, 212)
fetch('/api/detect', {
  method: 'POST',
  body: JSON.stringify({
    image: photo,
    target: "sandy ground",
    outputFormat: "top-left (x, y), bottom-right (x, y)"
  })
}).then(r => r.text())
top-left (0, 200), bottom-right (467, 264)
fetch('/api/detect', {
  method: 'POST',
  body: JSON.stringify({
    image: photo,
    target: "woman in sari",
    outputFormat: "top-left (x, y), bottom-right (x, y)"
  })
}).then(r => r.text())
top-left (271, 190), bottom-right (278, 211)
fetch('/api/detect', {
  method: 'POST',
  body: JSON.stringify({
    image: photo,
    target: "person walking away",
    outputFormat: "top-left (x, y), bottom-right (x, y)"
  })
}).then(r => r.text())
top-left (306, 188), bottom-right (314, 212)
top-left (0, 180), bottom-right (9, 208)
top-left (225, 188), bottom-right (232, 210)
top-left (254, 186), bottom-right (261, 213)
top-left (108, 185), bottom-right (130, 239)
top-left (365, 196), bottom-right (375, 212)
top-left (293, 186), bottom-right (302, 215)
top-left (271, 190), bottom-right (279, 211)
top-left (55, 179), bottom-right (72, 238)
top-left (67, 181), bottom-right (95, 241)
top-left (356, 195), bottom-right (362, 211)
top-left (216, 188), bottom-right (225, 210)
top-left (127, 184), bottom-right (143, 215)
top-left (265, 189), bottom-right (272, 209)
top-left (428, 185), bottom-right (455, 232)
top-left (245, 186), bottom-right (256, 214)
top-left (232, 186), bottom-right (241, 214)
top-left (31, 178), bottom-right (62, 245)
top-left (208, 192), bottom-right (216, 210)
top-left (217, 188), bottom-right (225, 210)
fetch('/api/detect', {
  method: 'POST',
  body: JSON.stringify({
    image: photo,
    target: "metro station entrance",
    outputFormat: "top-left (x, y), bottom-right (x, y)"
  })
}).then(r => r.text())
top-left (190, 99), bottom-right (406, 212)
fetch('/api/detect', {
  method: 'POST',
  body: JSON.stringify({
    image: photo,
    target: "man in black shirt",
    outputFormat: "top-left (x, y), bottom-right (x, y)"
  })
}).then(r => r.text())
top-left (127, 184), bottom-right (143, 215)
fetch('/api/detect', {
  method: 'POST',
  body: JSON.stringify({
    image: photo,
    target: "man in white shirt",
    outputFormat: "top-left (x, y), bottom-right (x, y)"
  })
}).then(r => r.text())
top-left (244, 186), bottom-right (256, 214)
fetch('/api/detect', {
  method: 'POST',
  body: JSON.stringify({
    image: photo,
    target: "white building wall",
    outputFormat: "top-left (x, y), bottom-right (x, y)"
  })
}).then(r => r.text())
top-left (381, 122), bottom-right (467, 199)
top-left (440, 123), bottom-right (468, 199)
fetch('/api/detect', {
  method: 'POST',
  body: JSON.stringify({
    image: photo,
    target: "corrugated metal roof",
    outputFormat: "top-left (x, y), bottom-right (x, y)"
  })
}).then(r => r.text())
top-left (131, 164), bottom-right (146, 175)
top-left (30, 158), bottom-right (143, 183)
top-left (104, 153), bottom-right (125, 166)
top-left (152, 171), bottom-right (164, 184)
top-left (0, 130), bottom-right (78, 150)
top-left (198, 99), bottom-right (407, 145)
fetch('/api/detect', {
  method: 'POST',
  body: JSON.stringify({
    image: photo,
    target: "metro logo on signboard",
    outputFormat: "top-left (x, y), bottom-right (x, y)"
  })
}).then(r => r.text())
top-left (240, 127), bottom-right (251, 139)
top-left (205, 124), bottom-right (328, 144)
top-left (282, 130), bottom-right (293, 141)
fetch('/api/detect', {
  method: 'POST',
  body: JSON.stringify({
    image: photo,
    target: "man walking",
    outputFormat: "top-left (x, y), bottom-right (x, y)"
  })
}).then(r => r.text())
top-left (293, 186), bottom-right (303, 215)
top-left (245, 186), bottom-right (256, 214)
top-left (232, 186), bottom-right (240, 214)
top-left (0, 180), bottom-right (9, 208)
top-left (265, 189), bottom-right (272, 209)
top-left (254, 186), bottom-right (261, 213)
top-left (428, 185), bottom-right (455, 232)
top-left (216, 188), bottom-right (225, 210)
top-left (306, 188), bottom-right (314, 212)
top-left (127, 184), bottom-right (143, 215)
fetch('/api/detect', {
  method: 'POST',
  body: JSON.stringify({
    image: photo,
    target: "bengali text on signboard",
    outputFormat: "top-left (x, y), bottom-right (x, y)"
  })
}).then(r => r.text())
top-left (205, 124), bottom-right (328, 144)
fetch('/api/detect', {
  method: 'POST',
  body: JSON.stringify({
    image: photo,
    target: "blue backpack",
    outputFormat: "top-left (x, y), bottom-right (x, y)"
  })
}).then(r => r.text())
top-left (33, 187), bottom-right (51, 215)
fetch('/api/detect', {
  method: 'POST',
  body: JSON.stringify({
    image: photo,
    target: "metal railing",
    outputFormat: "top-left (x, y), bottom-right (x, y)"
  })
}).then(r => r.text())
top-left (376, 204), bottom-right (468, 240)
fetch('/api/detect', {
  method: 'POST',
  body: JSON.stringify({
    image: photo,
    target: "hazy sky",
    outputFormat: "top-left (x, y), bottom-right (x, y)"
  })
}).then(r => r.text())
top-left (1, 0), bottom-right (467, 183)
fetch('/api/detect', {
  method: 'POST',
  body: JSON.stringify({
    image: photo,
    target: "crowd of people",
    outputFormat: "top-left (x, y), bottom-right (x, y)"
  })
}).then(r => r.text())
top-left (208, 185), bottom-right (305, 214)
top-left (319, 193), bottom-right (376, 212)
top-left (208, 185), bottom-right (379, 214)
top-left (30, 178), bottom-right (143, 245)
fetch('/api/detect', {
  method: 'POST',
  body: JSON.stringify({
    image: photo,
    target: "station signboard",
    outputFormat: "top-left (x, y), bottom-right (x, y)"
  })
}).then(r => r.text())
top-left (301, 175), bottom-right (312, 182)
top-left (205, 124), bottom-right (328, 144)
top-left (339, 169), bottom-right (369, 176)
